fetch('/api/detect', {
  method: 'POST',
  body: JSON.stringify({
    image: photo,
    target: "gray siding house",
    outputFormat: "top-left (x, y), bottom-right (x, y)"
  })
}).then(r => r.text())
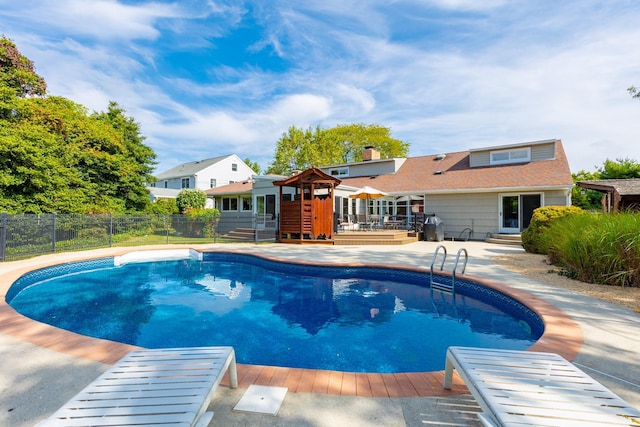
top-left (200, 139), bottom-right (573, 241)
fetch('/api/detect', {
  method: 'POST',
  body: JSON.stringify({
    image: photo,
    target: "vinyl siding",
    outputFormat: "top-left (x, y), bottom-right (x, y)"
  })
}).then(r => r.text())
top-left (543, 190), bottom-right (569, 206)
top-left (531, 142), bottom-right (556, 161)
top-left (469, 152), bottom-right (491, 168)
top-left (424, 193), bottom-right (498, 240)
top-left (424, 189), bottom-right (568, 239)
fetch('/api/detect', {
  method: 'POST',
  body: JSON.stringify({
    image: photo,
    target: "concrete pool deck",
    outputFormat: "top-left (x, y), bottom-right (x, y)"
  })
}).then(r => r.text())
top-left (1, 241), bottom-right (639, 426)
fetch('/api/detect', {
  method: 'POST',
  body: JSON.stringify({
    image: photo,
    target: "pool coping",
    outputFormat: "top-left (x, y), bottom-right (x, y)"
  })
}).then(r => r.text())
top-left (0, 246), bottom-right (583, 398)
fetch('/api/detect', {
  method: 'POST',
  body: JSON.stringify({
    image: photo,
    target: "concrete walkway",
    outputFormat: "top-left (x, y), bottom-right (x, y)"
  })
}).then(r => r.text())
top-left (1, 242), bottom-right (638, 426)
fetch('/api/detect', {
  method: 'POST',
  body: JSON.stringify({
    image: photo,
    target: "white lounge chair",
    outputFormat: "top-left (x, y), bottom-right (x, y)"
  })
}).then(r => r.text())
top-left (37, 346), bottom-right (238, 427)
top-left (444, 346), bottom-right (640, 427)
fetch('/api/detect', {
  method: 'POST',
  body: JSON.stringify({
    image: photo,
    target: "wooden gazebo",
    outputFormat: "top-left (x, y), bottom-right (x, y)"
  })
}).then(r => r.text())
top-left (273, 168), bottom-right (341, 243)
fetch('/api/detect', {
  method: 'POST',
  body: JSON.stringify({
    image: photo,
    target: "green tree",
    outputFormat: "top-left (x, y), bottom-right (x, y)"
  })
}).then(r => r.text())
top-left (176, 189), bottom-right (207, 213)
top-left (0, 36), bottom-right (46, 98)
top-left (628, 86), bottom-right (640, 100)
top-left (243, 157), bottom-right (261, 175)
top-left (92, 102), bottom-right (157, 212)
top-left (326, 123), bottom-right (410, 163)
top-left (0, 37), bottom-right (157, 214)
top-left (267, 123), bottom-right (409, 175)
top-left (598, 157), bottom-right (640, 179)
top-left (571, 170), bottom-right (601, 210)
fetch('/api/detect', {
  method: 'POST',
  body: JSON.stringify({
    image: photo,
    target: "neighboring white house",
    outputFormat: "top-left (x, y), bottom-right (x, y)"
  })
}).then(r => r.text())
top-left (152, 154), bottom-right (255, 191)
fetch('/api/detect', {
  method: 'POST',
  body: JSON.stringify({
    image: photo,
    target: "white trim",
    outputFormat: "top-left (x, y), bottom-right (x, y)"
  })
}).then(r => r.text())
top-left (469, 138), bottom-right (557, 152)
top-left (498, 192), bottom-right (543, 233)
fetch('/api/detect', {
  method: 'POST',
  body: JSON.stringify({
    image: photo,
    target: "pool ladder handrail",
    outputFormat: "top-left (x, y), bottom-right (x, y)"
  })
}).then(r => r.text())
top-left (430, 245), bottom-right (468, 293)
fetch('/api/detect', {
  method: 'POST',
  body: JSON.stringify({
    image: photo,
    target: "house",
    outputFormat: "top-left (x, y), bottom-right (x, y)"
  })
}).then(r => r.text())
top-left (204, 176), bottom-right (296, 237)
top-left (203, 139), bottom-right (573, 242)
top-left (325, 139), bottom-right (573, 239)
top-left (577, 179), bottom-right (640, 212)
top-left (152, 154), bottom-right (255, 192)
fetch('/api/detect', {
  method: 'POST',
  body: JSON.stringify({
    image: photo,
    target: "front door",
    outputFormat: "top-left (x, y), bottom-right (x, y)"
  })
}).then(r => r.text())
top-left (499, 194), bottom-right (542, 233)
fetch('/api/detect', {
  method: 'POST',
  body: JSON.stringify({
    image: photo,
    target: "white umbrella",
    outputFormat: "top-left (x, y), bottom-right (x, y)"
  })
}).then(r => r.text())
top-left (395, 195), bottom-right (423, 202)
top-left (350, 186), bottom-right (388, 225)
top-left (350, 186), bottom-right (388, 199)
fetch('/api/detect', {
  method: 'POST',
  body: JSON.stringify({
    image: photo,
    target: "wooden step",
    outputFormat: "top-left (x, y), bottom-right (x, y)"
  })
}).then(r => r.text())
top-left (485, 233), bottom-right (522, 245)
top-left (333, 231), bottom-right (419, 245)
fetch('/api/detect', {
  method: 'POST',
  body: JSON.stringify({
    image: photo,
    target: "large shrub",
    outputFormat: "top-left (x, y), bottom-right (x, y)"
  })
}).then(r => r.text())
top-left (176, 189), bottom-right (207, 213)
top-left (521, 205), bottom-right (583, 254)
top-left (545, 212), bottom-right (640, 287)
top-left (183, 208), bottom-right (220, 238)
top-left (145, 198), bottom-right (179, 214)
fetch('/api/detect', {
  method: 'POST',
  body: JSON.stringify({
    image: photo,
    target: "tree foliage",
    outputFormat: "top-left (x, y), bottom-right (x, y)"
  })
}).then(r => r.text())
top-left (176, 189), bottom-right (207, 213)
top-left (144, 198), bottom-right (179, 214)
top-left (629, 86), bottom-right (640, 100)
top-left (0, 36), bottom-right (156, 214)
top-left (266, 123), bottom-right (410, 175)
top-left (571, 170), bottom-right (601, 210)
top-left (598, 157), bottom-right (640, 179)
top-left (0, 37), bottom-right (47, 98)
top-left (243, 157), bottom-right (260, 175)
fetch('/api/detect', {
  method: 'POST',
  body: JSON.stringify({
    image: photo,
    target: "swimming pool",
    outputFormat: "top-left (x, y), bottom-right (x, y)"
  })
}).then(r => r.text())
top-left (7, 250), bottom-right (543, 373)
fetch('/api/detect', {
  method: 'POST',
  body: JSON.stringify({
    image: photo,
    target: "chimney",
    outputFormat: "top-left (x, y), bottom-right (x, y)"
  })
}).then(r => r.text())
top-left (362, 146), bottom-right (380, 161)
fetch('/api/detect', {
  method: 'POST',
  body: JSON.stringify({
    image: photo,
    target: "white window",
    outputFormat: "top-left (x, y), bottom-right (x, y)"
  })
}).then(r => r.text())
top-left (181, 178), bottom-right (190, 188)
top-left (232, 163), bottom-right (238, 171)
top-left (329, 167), bottom-right (349, 177)
top-left (490, 147), bottom-right (531, 165)
top-left (241, 195), bottom-right (252, 211)
top-left (210, 179), bottom-right (217, 188)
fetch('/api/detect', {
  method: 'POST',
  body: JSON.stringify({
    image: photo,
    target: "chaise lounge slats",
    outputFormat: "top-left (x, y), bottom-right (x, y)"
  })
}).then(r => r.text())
top-left (37, 346), bottom-right (237, 427)
top-left (444, 346), bottom-right (640, 427)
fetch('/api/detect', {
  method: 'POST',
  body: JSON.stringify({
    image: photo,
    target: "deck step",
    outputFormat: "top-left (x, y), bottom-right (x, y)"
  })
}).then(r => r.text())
top-left (485, 233), bottom-right (522, 246)
top-left (334, 231), bottom-right (418, 245)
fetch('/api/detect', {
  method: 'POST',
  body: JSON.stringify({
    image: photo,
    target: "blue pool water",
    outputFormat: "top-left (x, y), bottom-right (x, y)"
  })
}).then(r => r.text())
top-left (7, 252), bottom-right (543, 373)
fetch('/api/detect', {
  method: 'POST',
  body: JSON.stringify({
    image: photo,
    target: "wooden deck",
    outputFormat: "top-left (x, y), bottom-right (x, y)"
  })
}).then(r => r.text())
top-left (333, 230), bottom-right (419, 245)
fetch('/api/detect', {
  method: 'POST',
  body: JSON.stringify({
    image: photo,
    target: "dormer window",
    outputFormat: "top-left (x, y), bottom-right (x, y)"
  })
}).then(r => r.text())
top-left (490, 147), bottom-right (531, 165)
top-left (329, 167), bottom-right (349, 177)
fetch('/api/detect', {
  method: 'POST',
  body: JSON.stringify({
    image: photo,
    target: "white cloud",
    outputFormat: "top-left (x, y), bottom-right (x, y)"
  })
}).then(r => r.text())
top-left (2, 0), bottom-right (640, 174)
top-left (5, 0), bottom-right (182, 41)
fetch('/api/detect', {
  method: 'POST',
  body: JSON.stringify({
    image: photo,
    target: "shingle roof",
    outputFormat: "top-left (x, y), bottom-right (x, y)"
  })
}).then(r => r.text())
top-left (204, 180), bottom-right (253, 196)
top-left (155, 155), bottom-right (232, 179)
top-left (339, 140), bottom-right (573, 194)
top-left (577, 179), bottom-right (640, 195)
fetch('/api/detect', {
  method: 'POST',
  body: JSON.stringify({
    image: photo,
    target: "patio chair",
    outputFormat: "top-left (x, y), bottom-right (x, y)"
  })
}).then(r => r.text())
top-left (37, 346), bottom-right (238, 427)
top-left (338, 215), bottom-right (355, 231)
top-left (443, 346), bottom-right (640, 426)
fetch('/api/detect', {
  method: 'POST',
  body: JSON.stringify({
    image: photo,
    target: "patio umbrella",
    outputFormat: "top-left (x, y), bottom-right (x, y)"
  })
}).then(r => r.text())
top-left (350, 186), bottom-right (388, 225)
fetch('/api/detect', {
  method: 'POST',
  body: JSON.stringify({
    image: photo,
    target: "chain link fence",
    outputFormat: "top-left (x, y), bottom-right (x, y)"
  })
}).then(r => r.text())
top-left (0, 213), bottom-right (278, 262)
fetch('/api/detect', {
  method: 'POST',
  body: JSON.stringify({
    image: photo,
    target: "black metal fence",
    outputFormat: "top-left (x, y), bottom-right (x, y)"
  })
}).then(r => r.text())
top-left (0, 213), bottom-right (278, 262)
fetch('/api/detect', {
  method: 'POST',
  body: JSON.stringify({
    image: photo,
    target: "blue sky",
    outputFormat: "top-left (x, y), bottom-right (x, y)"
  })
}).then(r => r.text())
top-left (2, 1), bottom-right (639, 174)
